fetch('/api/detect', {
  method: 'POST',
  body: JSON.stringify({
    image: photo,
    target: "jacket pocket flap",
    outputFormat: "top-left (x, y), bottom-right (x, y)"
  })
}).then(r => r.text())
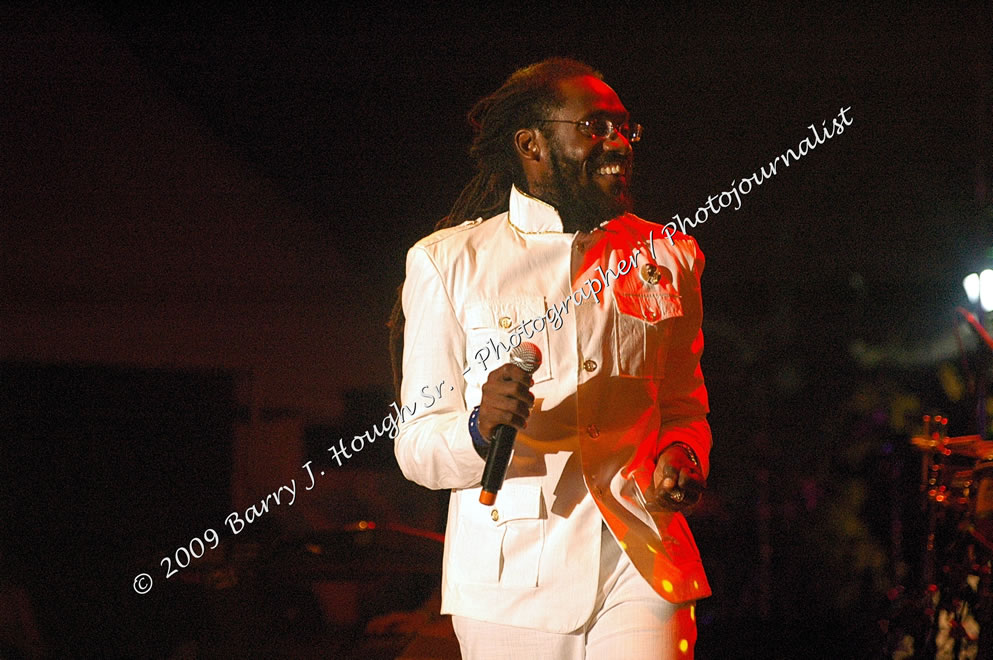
top-left (484, 484), bottom-right (543, 525)
top-left (615, 292), bottom-right (683, 324)
top-left (465, 297), bottom-right (547, 330)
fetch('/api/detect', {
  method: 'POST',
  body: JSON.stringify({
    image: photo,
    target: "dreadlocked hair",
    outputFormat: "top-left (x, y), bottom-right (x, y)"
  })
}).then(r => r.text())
top-left (389, 58), bottom-right (602, 399)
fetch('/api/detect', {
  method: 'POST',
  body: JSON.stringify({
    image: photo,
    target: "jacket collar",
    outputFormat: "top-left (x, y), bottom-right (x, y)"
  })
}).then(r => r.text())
top-left (507, 185), bottom-right (564, 234)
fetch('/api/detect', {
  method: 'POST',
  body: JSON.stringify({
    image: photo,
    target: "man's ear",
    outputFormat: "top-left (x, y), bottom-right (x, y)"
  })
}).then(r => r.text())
top-left (514, 128), bottom-right (541, 162)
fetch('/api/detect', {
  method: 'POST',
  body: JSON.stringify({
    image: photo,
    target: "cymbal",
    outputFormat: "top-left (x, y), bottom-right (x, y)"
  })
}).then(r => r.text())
top-left (946, 435), bottom-right (993, 459)
top-left (911, 434), bottom-right (989, 458)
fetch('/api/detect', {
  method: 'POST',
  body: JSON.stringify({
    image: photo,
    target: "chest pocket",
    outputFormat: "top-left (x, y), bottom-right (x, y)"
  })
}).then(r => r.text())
top-left (463, 296), bottom-right (554, 386)
top-left (613, 291), bottom-right (683, 380)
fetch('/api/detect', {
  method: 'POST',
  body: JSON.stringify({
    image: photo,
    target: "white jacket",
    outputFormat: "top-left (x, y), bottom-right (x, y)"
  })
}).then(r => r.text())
top-left (395, 186), bottom-right (712, 633)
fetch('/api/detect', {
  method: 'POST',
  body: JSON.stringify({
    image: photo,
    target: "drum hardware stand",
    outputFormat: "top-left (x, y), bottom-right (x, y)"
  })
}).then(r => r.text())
top-left (909, 414), bottom-right (993, 658)
top-left (919, 415), bottom-right (950, 594)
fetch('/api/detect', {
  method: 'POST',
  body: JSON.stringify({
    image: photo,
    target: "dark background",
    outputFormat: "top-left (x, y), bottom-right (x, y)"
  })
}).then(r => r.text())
top-left (2, 2), bottom-right (992, 657)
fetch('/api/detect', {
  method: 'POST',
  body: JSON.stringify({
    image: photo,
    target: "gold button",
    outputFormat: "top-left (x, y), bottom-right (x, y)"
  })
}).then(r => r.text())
top-left (490, 509), bottom-right (499, 521)
top-left (640, 263), bottom-right (661, 285)
top-left (646, 309), bottom-right (658, 321)
top-left (583, 359), bottom-right (597, 372)
top-left (499, 316), bottom-right (512, 329)
top-left (587, 424), bottom-right (599, 438)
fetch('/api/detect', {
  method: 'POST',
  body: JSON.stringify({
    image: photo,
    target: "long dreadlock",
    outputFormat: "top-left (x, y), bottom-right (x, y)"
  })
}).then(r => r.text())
top-left (388, 58), bottom-right (602, 398)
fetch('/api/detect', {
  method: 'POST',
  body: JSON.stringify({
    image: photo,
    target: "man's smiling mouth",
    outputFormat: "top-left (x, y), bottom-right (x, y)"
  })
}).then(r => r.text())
top-left (595, 163), bottom-right (624, 176)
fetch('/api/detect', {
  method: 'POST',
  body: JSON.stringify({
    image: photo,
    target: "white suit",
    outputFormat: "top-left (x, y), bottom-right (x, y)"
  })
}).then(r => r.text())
top-left (395, 185), bottom-right (712, 633)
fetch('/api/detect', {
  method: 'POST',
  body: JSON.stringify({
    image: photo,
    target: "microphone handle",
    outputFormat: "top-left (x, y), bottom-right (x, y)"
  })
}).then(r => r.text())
top-left (479, 424), bottom-right (517, 505)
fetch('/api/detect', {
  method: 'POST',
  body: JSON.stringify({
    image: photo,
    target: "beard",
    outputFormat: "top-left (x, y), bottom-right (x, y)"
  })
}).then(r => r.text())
top-left (537, 139), bottom-right (633, 233)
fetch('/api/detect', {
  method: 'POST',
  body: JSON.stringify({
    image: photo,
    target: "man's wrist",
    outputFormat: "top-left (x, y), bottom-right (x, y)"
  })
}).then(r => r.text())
top-left (468, 406), bottom-right (489, 459)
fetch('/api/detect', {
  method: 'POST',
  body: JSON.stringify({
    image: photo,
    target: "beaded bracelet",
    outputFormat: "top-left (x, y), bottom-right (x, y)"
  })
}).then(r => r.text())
top-left (663, 441), bottom-right (700, 467)
top-left (468, 406), bottom-right (489, 458)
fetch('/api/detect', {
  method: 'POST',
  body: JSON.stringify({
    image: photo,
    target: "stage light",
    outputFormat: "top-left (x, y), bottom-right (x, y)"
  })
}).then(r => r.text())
top-left (980, 269), bottom-right (993, 312)
top-left (963, 270), bottom-right (993, 313)
top-left (964, 273), bottom-right (980, 304)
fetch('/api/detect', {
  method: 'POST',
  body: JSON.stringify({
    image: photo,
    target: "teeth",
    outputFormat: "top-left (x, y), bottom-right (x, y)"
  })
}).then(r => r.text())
top-left (597, 164), bottom-right (622, 175)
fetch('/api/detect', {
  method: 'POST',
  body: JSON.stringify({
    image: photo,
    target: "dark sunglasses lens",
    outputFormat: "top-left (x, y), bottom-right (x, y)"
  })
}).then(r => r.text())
top-left (590, 119), bottom-right (612, 138)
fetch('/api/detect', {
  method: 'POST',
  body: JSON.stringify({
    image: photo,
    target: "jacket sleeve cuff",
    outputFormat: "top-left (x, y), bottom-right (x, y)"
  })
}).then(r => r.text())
top-left (657, 418), bottom-right (712, 478)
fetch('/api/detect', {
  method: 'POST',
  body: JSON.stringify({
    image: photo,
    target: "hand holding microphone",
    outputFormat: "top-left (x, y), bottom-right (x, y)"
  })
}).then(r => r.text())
top-left (477, 343), bottom-right (542, 505)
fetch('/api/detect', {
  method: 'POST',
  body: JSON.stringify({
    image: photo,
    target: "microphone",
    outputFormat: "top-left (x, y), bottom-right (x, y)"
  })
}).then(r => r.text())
top-left (479, 342), bottom-right (542, 506)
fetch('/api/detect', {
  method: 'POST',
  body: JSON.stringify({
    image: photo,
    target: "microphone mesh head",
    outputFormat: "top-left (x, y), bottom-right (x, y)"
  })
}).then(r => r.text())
top-left (509, 342), bottom-right (542, 374)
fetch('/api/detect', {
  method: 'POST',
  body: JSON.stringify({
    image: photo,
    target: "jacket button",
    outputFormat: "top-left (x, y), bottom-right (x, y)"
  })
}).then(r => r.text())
top-left (499, 316), bottom-right (512, 329)
top-left (491, 509), bottom-right (499, 521)
top-left (587, 424), bottom-right (599, 438)
top-left (583, 359), bottom-right (597, 372)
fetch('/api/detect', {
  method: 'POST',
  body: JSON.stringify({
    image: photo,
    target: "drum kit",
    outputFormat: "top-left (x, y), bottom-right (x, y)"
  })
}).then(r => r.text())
top-left (904, 414), bottom-right (992, 658)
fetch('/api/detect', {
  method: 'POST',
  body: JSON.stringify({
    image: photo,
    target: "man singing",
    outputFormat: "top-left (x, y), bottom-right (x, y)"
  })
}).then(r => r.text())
top-left (391, 57), bottom-right (712, 659)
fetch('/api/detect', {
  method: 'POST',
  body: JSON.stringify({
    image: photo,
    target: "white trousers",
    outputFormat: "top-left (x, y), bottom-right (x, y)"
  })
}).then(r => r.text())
top-left (452, 523), bottom-right (697, 659)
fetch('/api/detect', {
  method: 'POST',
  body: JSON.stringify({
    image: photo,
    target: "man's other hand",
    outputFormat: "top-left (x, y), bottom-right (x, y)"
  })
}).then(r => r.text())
top-left (653, 444), bottom-right (706, 511)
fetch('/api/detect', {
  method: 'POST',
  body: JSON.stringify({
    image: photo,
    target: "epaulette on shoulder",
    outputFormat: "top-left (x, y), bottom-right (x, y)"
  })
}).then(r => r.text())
top-left (415, 216), bottom-right (488, 248)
